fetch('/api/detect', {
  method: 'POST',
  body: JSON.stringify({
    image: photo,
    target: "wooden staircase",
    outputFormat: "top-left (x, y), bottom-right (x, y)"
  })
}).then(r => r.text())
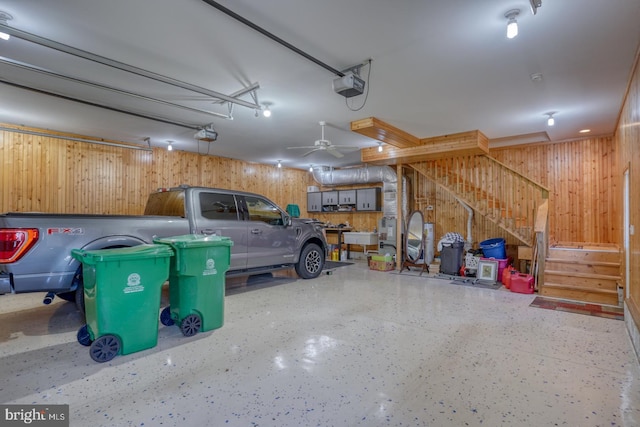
top-left (350, 117), bottom-right (621, 307)
top-left (409, 155), bottom-right (549, 245)
top-left (540, 245), bottom-right (622, 306)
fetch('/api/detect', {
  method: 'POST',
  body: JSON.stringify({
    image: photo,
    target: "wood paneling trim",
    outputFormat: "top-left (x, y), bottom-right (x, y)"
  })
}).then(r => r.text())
top-left (351, 117), bottom-right (420, 148)
top-left (361, 130), bottom-right (490, 165)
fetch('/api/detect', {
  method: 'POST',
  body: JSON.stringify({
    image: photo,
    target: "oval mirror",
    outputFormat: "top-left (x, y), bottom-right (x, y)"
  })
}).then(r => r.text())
top-left (405, 210), bottom-right (424, 263)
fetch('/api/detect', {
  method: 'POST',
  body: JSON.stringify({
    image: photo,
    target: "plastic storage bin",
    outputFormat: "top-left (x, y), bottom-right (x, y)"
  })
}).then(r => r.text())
top-left (154, 234), bottom-right (232, 337)
top-left (480, 238), bottom-right (506, 259)
top-left (72, 244), bottom-right (173, 363)
top-left (510, 273), bottom-right (535, 294)
top-left (440, 242), bottom-right (464, 275)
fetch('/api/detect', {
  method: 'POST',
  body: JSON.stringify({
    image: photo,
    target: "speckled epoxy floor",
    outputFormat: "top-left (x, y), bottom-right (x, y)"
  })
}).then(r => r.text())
top-left (1, 261), bottom-right (639, 426)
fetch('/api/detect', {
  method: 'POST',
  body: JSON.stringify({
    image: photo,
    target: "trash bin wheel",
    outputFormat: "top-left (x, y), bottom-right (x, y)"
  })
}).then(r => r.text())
top-left (180, 314), bottom-right (202, 337)
top-left (160, 306), bottom-right (175, 326)
top-left (77, 324), bottom-right (92, 347)
top-left (90, 334), bottom-right (121, 363)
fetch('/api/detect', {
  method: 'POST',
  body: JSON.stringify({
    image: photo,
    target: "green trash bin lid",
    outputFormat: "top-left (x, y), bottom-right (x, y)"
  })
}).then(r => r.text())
top-left (71, 244), bottom-right (174, 264)
top-left (154, 234), bottom-right (233, 248)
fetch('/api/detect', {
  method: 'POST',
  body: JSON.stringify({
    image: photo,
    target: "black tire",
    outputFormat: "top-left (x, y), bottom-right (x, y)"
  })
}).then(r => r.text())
top-left (160, 306), bottom-right (175, 326)
top-left (56, 290), bottom-right (75, 303)
top-left (71, 266), bottom-right (85, 315)
top-left (90, 334), bottom-right (120, 363)
top-left (180, 314), bottom-right (202, 337)
top-left (295, 243), bottom-right (324, 279)
top-left (77, 324), bottom-right (92, 347)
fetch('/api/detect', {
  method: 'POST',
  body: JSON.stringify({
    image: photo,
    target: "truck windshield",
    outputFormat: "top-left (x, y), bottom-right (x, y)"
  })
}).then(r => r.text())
top-left (144, 190), bottom-right (186, 217)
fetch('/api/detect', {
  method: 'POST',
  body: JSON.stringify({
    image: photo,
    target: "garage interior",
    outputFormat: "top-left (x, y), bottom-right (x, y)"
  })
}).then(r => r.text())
top-left (1, 0), bottom-right (640, 426)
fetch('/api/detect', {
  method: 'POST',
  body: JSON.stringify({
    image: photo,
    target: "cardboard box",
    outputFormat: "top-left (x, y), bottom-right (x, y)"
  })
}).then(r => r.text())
top-left (369, 260), bottom-right (395, 271)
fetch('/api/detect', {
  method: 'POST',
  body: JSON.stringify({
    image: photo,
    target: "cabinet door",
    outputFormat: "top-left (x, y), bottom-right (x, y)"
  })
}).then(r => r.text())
top-left (307, 192), bottom-right (322, 212)
top-left (322, 191), bottom-right (338, 205)
top-left (357, 188), bottom-right (381, 211)
top-left (339, 190), bottom-right (356, 204)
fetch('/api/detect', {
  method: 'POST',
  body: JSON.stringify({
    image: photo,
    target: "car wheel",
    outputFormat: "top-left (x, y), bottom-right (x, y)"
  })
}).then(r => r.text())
top-left (73, 266), bottom-right (85, 315)
top-left (295, 243), bottom-right (324, 279)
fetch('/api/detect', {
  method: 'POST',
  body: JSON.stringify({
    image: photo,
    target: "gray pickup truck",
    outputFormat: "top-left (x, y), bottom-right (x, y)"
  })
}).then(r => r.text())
top-left (0, 185), bottom-right (327, 312)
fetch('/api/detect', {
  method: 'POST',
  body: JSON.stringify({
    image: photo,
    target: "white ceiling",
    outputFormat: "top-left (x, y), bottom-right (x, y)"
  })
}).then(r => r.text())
top-left (1, 0), bottom-right (639, 170)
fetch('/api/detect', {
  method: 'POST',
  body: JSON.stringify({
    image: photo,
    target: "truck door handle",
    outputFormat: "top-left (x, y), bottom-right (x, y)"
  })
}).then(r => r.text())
top-left (251, 229), bottom-right (262, 235)
top-left (201, 229), bottom-right (217, 236)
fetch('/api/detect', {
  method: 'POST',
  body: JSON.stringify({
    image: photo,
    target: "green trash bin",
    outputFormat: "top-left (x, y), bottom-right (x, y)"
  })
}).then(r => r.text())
top-left (71, 244), bottom-right (173, 363)
top-left (154, 234), bottom-right (232, 337)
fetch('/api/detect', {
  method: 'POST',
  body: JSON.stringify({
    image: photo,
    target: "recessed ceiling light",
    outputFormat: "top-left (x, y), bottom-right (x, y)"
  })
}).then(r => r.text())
top-left (579, 129), bottom-right (591, 134)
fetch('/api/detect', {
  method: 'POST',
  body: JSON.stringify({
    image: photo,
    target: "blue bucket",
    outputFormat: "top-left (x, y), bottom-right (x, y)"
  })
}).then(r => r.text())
top-left (480, 238), bottom-right (506, 259)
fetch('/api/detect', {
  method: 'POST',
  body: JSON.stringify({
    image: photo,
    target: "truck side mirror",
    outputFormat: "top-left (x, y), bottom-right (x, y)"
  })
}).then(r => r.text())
top-left (283, 214), bottom-right (292, 227)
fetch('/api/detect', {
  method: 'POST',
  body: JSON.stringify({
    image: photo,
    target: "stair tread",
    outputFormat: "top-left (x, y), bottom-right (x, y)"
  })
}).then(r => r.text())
top-left (545, 258), bottom-right (620, 267)
top-left (544, 270), bottom-right (621, 280)
top-left (542, 282), bottom-right (618, 295)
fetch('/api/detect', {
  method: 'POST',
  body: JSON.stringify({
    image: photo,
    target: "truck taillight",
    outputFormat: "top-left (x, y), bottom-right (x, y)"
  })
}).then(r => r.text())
top-left (0, 228), bottom-right (39, 263)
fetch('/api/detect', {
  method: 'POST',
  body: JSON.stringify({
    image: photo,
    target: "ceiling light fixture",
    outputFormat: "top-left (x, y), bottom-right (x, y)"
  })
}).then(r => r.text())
top-left (309, 164), bottom-right (313, 172)
top-left (546, 112), bottom-right (555, 126)
top-left (167, 141), bottom-right (173, 151)
top-left (505, 9), bottom-right (520, 39)
top-left (0, 11), bottom-right (13, 41)
top-left (277, 160), bottom-right (282, 168)
top-left (579, 129), bottom-right (591, 134)
top-left (377, 142), bottom-right (383, 153)
top-left (262, 103), bottom-right (272, 118)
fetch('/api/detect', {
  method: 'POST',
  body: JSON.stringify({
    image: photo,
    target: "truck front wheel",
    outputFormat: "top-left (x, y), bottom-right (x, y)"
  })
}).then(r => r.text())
top-left (295, 243), bottom-right (324, 279)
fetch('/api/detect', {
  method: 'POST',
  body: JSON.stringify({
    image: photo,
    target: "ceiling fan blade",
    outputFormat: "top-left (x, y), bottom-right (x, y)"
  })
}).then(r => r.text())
top-left (302, 148), bottom-right (321, 157)
top-left (287, 146), bottom-right (316, 150)
top-left (327, 148), bottom-right (344, 158)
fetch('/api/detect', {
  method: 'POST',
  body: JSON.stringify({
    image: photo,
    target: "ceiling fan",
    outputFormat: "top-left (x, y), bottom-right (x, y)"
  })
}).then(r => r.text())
top-left (287, 121), bottom-right (357, 158)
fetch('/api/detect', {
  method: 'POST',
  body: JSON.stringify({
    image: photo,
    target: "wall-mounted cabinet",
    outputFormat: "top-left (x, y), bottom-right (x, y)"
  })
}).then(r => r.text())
top-left (357, 188), bottom-right (382, 211)
top-left (307, 192), bottom-right (322, 212)
top-left (307, 187), bottom-right (382, 213)
top-left (338, 190), bottom-right (356, 205)
top-left (321, 191), bottom-right (339, 206)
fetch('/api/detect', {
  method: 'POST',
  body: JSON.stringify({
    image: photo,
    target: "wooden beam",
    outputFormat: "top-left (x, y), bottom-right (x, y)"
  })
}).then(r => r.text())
top-left (351, 117), bottom-right (421, 148)
top-left (361, 130), bottom-right (489, 165)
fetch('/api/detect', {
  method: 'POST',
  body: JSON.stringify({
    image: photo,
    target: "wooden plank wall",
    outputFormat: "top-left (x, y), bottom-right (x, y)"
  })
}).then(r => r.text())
top-left (0, 124), bottom-right (620, 254)
top-left (0, 124), bottom-right (312, 215)
top-left (616, 50), bottom-right (640, 336)
top-left (490, 136), bottom-right (619, 245)
top-left (409, 136), bottom-right (619, 256)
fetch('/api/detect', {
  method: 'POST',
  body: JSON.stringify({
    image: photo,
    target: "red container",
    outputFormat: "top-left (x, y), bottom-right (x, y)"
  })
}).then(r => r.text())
top-left (501, 266), bottom-right (517, 289)
top-left (481, 257), bottom-right (509, 281)
top-left (510, 273), bottom-right (534, 294)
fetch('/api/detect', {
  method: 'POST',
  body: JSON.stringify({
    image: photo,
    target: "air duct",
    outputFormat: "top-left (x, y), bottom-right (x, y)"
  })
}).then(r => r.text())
top-left (311, 165), bottom-right (396, 186)
top-left (311, 165), bottom-right (398, 218)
